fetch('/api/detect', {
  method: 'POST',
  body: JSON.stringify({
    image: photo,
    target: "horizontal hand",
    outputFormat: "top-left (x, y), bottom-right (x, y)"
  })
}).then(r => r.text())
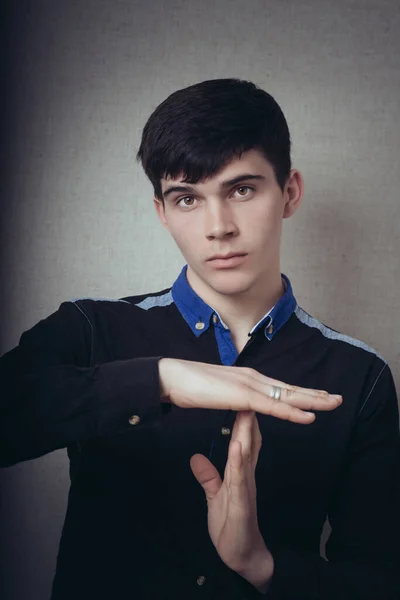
top-left (159, 358), bottom-right (342, 424)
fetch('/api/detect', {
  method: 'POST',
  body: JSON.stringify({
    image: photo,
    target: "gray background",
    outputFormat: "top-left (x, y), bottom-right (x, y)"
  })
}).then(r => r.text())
top-left (0, 1), bottom-right (399, 598)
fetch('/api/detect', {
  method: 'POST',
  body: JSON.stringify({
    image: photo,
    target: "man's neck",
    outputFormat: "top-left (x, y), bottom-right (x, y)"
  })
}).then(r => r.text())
top-left (186, 267), bottom-right (285, 338)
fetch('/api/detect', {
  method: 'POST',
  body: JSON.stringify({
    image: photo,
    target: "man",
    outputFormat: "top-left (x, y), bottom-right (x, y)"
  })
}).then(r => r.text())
top-left (1, 78), bottom-right (399, 599)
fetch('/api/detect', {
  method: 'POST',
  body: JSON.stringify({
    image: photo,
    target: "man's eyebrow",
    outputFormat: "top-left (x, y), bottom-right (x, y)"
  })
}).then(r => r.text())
top-left (162, 174), bottom-right (266, 200)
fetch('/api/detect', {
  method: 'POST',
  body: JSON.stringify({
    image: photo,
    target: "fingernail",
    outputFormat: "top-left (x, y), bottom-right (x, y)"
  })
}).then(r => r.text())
top-left (334, 395), bottom-right (342, 403)
top-left (305, 411), bottom-right (315, 417)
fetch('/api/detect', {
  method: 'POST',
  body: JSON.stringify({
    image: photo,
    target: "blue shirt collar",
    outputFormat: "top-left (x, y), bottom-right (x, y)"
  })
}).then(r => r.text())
top-left (171, 265), bottom-right (297, 341)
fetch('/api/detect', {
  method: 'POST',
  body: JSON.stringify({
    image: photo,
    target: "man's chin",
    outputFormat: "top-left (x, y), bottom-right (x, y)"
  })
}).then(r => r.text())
top-left (205, 272), bottom-right (255, 296)
top-left (187, 263), bottom-right (255, 297)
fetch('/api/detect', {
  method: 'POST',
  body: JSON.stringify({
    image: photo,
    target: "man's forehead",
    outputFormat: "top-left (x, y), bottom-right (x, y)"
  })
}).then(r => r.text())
top-left (160, 150), bottom-right (272, 189)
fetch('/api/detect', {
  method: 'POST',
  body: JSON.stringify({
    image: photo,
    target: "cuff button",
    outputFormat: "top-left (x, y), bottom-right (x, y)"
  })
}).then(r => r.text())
top-left (128, 415), bottom-right (140, 426)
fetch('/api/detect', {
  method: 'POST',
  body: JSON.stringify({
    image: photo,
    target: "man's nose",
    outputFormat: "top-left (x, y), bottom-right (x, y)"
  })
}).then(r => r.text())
top-left (205, 203), bottom-right (238, 240)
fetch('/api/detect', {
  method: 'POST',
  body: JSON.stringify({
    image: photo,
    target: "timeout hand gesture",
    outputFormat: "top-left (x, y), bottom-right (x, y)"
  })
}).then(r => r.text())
top-left (158, 359), bottom-right (343, 591)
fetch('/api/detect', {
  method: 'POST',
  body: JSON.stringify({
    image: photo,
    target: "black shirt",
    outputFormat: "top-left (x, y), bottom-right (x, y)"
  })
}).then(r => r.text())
top-left (1, 266), bottom-right (399, 599)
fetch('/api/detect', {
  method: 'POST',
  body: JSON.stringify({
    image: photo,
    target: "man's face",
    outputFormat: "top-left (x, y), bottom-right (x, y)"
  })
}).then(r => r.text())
top-left (154, 148), bottom-right (302, 298)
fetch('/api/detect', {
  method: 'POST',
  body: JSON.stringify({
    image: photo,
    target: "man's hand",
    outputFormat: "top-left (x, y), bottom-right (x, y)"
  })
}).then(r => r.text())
top-left (190, 410), bottom-right (273, 593)
top-left (159, 358), bottom-right (342, 424)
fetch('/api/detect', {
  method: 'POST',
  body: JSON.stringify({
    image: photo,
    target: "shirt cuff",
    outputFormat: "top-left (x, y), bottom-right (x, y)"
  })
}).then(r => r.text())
top-left (89, 355), bottom-right (166, 437)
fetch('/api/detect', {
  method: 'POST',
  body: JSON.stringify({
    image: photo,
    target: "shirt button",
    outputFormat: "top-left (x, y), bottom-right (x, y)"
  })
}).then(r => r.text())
top-left (128, 415), bottom-right (140, 426)
top-left (221, 427), bottom-right (231, 436)
top-left (195, 321), bottom-right (205, 330)
top-left (196, 575), bottom-right (206, 586)
top-left (212, 314), bottom-right (218, 324)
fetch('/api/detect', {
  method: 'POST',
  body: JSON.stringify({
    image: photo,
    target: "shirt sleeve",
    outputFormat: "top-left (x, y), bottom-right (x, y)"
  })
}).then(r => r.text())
top-left (0, 300), bottom-right (168, 467)
top-left (217, 361), bottom-right (400, 599)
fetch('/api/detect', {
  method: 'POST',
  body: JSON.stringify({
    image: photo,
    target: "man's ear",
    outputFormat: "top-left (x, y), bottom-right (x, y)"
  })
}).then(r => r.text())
top-left (283, 169), bottom-right (304, 219)
top-left (153, 197), bottom-right (170, 231)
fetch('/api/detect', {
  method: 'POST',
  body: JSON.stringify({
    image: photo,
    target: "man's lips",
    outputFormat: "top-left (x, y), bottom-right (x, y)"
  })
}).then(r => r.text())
top-left (206, 253), bottom-right (248, 269)
top-left (207, 252), bottom-right (247, 261)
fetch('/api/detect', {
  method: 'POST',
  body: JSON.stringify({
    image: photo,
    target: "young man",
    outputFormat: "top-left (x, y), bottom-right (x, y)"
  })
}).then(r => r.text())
top-left (1, 78), bottom-right (399, 599)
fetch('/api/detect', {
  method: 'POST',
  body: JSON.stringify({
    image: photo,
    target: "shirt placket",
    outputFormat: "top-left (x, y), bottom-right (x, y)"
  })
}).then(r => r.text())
top-left (208, 324), bottom-right (260, 473)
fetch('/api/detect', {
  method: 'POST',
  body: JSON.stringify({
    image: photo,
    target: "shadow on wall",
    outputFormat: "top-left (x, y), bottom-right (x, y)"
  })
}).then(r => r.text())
top-left (291, 187), bottom-right (384, 343)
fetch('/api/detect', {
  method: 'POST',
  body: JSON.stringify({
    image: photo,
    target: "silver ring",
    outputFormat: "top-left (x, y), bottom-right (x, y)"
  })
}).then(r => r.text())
top-left (269, 385), bottom-right (282, 401)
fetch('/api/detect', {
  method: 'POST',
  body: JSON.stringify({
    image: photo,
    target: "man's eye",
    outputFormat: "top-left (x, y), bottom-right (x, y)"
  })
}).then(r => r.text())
top-left (176, 196), bottom-right (196, 207)
top-left (235, 186), bottom-right (254, 197)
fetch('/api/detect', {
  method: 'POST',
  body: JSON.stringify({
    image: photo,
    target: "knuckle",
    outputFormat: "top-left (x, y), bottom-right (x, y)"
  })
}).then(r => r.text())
top-left (285, 388), bottom-right (295, 401)
top-left (242, 367), bottom-right (255, 379)
top-left (268, 396), bottom-right (281, 415)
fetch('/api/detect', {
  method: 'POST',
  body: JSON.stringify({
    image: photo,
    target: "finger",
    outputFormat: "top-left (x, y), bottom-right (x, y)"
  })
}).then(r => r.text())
top-left (235, 366), bottom-right (341, 402)
top-left (246, 389), bottom-right (318, 423)
top-left (268, 385), bottom-right (342, 411)
top-left (230, 410), bottom-right (241, 441)
top-left (264, 376), bottom-right (335, 398)
top-left (239, 375), bottom-right (342, 412)
top-left (234, 411), bottom-right (254, 466)
top-left (229, 412), bottom-right (258, 492)
top-left (225, 391), bottom-right (317, 424)
top-left (237, 411), bottom-right (260, 495)
top-left (251, 413), bottom-right (262, 472)
top-left (223, 412), bottom-right (242, 488)
top-left (228, 440), bottom-right (248, 509)
top-left (190, 453), bottom-right (222, 501)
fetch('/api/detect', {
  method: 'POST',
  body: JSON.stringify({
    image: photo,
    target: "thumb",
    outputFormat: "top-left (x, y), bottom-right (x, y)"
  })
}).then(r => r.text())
top-left (190, 453), bottom-right (222, 501)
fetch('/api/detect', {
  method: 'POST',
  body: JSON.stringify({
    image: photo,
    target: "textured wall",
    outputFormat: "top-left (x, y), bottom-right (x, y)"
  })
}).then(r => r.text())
top-left (1, 1), bottom-right (399, 598)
